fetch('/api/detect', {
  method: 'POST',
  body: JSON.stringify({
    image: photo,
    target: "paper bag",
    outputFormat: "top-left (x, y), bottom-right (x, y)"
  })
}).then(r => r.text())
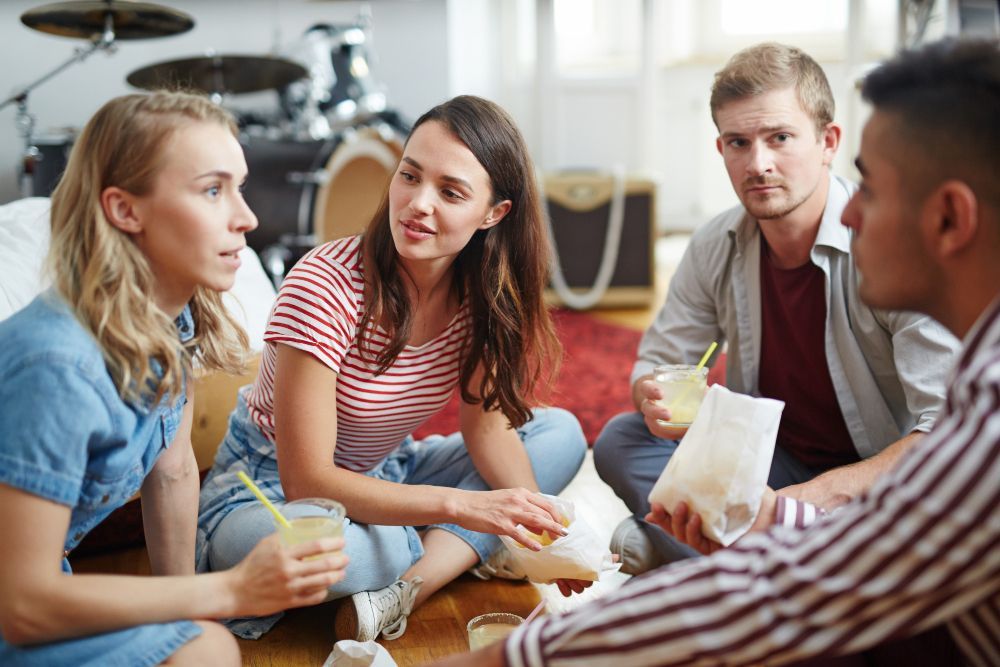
top-left (648, 384), bottom-right (784, 546)
top-left (323, 640), bottom-right (398, 667)
top-left (500, 495), bottom-right (619, 583)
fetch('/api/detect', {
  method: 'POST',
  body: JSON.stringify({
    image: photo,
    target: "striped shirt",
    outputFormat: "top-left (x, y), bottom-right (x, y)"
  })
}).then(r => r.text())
top-left (507, 298), bottom-right (1000, 666)
top-left (244, 235), bottom-right (470, 472)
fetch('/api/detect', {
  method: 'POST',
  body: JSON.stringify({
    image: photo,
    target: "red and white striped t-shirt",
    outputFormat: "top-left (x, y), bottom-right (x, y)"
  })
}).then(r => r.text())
top-left (245, 236), bottom-right (470, 472)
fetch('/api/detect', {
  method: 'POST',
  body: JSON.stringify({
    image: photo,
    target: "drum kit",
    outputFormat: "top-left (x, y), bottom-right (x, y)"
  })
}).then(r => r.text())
top-left (3, 0), bottom-right (408, 285)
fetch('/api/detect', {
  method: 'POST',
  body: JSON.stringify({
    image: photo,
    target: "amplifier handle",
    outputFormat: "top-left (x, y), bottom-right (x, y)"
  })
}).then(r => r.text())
top-left (540, 164), bottom-right (627, 310)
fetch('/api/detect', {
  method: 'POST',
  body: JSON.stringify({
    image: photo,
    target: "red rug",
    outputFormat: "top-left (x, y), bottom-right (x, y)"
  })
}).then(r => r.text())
top-left (414, 309), bottom-right (643, 444)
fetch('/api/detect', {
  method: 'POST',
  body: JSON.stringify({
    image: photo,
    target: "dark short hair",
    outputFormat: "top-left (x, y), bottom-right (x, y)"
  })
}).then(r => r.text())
top-left (861, 39), bottom-right (1000, 208)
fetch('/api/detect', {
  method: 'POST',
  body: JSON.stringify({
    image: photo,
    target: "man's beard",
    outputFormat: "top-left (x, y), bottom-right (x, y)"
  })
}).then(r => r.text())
top-left (741, 180), bottom-right (810, 220)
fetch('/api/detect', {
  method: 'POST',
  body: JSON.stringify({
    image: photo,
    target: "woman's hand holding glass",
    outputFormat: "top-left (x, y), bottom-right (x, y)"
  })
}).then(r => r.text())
top-left (226, 532), bottom-right (348, 618)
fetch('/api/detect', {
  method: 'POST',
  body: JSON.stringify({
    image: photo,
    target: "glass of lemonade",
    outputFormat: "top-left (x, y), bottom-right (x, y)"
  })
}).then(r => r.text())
top-left (652, 364), bottom-right (708, 427)
top-left (276, 498), bottom-right (345, 556)
top-left (467, 612), bottom-right (524, 650)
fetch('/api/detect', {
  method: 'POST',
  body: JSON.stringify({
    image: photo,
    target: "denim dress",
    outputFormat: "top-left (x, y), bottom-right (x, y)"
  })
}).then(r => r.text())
top-left (0, 291), bottom-right (202, 666)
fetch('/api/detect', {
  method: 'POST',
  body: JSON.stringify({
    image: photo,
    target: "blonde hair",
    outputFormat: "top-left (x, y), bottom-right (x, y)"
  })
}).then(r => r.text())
top-left (710, 42), bottom-right (835, 135)
top-left (48, 91), bottom-right (249, 405)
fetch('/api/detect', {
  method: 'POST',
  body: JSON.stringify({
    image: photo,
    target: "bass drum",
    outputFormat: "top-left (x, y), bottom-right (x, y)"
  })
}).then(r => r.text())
top-left (242, 124), bottom-right (403, 260)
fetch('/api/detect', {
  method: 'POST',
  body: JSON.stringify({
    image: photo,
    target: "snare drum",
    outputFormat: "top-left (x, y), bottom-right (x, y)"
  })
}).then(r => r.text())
top-left (242, 124), bottom-right (403, 255)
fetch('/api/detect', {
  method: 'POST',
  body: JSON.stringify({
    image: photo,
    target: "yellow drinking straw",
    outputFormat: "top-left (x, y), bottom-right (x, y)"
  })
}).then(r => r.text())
top-left (237, 471), bottom-right (292, 529)
top-left (695, 341), bottom-right (719, 372)
top-left (665, 341), bottom-right (719, 418)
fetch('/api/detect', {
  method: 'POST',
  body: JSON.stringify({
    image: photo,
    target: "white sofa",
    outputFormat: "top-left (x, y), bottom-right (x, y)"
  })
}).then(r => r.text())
top-left (0, 197), bottom-right (276, 350)
top-left (0, 196), bottom-right (277, 474)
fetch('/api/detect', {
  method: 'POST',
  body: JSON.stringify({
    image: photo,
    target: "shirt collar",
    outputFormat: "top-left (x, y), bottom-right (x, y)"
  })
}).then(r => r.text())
top-left (175, 303), bottom-right (195, 343)
top-left (727, 171), bottom-right (854, 255)
top-left (957, 293), bottom-right (1000, 372)
top-left (813, 172), bottom-right (853, 255)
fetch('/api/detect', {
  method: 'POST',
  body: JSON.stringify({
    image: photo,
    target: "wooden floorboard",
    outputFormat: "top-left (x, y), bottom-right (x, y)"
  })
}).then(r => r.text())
top-left (72, 450), bottom-right (630, 666)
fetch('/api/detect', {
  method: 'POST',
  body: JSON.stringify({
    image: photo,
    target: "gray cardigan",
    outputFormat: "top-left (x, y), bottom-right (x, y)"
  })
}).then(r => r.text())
top-left (632, 172), bottom-right (961, 459)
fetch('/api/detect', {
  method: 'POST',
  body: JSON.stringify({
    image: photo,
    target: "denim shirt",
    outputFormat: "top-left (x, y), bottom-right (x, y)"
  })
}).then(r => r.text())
top-left (0, 290), bottom-right (193, 561)
top-left (633, 172), bottom-right (962, 459)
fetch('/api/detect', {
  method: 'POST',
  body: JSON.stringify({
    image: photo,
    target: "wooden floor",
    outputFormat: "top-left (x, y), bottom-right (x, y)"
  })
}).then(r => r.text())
top-left (72, 451), bottom-right (633, 666)
top-left (72, 234), bottom-right (689, 666)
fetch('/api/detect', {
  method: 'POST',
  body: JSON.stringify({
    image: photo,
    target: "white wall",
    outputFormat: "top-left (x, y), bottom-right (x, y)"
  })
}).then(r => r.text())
top-left (1, 0), bottom-right (916, 234)
top-left (493, 0), bottom-right (898, 232)
top-left (445, 0), bottom-right (502, 101)
top-left (0, 0), bottom-right (449, 204)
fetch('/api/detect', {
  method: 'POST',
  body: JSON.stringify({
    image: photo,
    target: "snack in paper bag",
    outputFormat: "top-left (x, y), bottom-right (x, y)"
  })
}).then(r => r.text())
top-left (499, 495), bottom-right (619, 583)
top-left (648, 384), bottom-right (784, 546)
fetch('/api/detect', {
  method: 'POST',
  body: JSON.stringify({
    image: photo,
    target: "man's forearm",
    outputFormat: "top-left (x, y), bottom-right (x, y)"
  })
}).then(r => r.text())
top-left (780, 431), bottom-right (923, 509)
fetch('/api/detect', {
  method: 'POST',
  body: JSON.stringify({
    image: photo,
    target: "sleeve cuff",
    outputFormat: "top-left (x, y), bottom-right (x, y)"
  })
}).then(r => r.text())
top-left (774, 495), bottom-right (825, 529)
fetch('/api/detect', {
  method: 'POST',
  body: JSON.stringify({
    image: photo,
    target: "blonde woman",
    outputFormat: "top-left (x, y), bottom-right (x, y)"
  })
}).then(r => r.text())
top-left (0, 91), bottom-right (347, 666)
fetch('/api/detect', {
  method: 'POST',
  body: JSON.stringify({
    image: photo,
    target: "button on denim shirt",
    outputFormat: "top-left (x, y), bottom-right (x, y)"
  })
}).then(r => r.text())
top-left (633, 173), bottom-right (961, 459)
top-left (0, 290), bottom-right (193, 566)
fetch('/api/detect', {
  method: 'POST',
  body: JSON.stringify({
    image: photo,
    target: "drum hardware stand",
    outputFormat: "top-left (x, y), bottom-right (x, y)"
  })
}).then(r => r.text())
top-left (289, 168), bottom-right (327, 244)
top-left (2, 13), bottom-right (118, 197)
top-left (14, 99), bottom-right (39, 198)
top-left (254, 169), bottom-right (328, 288)
top-left (259, 244), bottom-right (294, 290)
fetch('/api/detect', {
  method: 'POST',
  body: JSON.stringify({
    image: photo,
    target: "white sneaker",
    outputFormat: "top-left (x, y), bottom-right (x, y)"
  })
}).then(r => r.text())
top-left (468, 545), bottom-right (527, 581)
top-left (335, 576), bottom-right (424, 642)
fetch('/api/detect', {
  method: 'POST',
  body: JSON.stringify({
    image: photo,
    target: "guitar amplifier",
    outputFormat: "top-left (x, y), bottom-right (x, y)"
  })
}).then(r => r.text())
top-left (543, 171), bottom-right (657, 309)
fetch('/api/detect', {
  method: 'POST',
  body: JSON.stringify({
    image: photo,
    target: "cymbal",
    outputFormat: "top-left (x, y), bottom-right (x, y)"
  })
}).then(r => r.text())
top-left (127, 54), bottom-right (308, 96)
top-left (21, 1), bottom-right (194, 40)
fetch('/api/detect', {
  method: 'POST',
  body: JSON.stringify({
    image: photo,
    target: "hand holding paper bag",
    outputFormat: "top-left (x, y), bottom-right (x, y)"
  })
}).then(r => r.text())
top-left (648, 385), bottom-right (784, 546)
top-left (500, 495), bottom-right (620, 584)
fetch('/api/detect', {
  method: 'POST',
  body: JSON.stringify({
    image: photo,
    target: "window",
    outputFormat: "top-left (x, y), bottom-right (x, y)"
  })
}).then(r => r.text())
top-left (721, 0), bottom-right (848, 35)
top-left (553, 0), bottom-right (642, 73)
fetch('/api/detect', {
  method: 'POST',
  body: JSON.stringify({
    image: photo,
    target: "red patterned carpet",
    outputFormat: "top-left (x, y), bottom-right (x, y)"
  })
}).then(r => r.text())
top-left (415, 309), bottom-right (643, 444)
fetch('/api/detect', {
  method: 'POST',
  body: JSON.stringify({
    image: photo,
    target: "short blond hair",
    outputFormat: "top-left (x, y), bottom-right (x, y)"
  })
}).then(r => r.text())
top-left (48, 91), bottom-right (249, 404)
top-left (710, 42), bottom-right (835, 135)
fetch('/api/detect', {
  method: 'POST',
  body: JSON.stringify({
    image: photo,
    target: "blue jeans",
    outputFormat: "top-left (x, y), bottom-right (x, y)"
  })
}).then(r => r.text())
top-left (0, 620), bottom-right (200, 667)
top-left (201, 404), bottom-right (586, 637)
top-left (593, 411), bottom-right (828, 564)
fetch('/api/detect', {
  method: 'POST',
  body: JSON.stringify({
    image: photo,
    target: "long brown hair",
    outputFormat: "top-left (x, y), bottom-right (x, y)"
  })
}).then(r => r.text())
top-left (359, 95), bottom-right (559, 428)
top-left (48, 91), bottom-right (249, 404)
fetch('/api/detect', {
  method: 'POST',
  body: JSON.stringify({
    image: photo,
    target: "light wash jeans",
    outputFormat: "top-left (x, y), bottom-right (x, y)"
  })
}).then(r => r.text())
top-left (197, 396), bottom-right (586, 638)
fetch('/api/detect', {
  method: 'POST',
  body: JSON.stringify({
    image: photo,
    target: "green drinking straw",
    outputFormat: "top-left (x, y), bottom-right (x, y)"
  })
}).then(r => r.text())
top-left (237, 471), bottom-right (292, 529)
top-left (665, 340), bottom-right (719, 419)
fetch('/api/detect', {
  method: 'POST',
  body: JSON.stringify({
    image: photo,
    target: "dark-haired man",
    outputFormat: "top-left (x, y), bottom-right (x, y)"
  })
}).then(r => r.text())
top-left (433, 38), bottom-right (999, 667)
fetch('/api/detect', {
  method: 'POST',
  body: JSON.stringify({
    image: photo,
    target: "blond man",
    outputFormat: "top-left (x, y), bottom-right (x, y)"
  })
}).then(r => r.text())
top-left (594, 43), bottom-right (960, 573)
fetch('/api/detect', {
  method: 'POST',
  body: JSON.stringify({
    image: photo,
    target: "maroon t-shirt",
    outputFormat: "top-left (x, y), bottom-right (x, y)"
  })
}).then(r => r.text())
top-left (758, 239), bottom-right (859, 469)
